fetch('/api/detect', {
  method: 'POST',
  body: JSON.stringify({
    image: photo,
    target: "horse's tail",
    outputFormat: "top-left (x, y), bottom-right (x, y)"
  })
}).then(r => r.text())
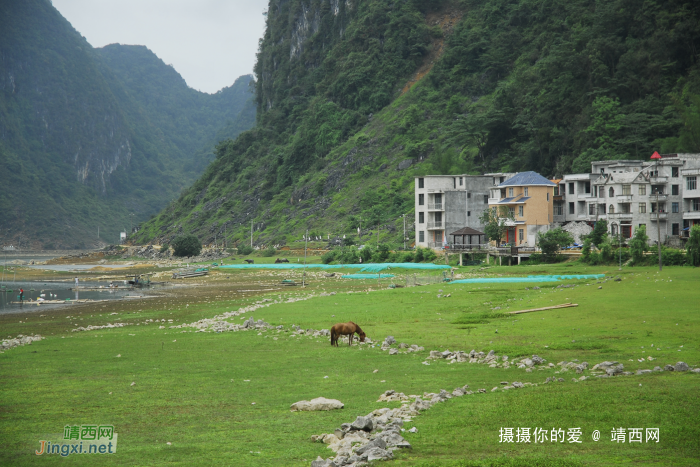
top-left (330, 327), bottom-right (336, 346)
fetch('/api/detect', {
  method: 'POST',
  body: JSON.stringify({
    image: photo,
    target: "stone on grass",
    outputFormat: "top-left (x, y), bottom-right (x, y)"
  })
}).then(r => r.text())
top-left (366, 447), bottom-right (393, 461)
top-left (664, 364), bottom-right (675, 371)
top-left (674, 362), bottom-right (689, 372)
top-left (389, 348), bottom-right (398, 355)
top-left (384, 336), bottom-right (396, 345)
top-left (290, 397), bottom-right (344, 412)
top-left (351, 416), bottom-right (374, 432)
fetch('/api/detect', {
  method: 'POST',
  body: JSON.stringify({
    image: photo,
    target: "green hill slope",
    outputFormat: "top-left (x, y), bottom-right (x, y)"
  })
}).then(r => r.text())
top-left (0, 0), bottom-right (254, 249)
top-left (132, 0), bottom-right (700, 248)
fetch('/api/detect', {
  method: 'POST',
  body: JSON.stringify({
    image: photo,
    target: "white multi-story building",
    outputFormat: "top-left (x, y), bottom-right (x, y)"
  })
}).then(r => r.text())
top-left (414, 175), bottom-right (512, 248)
top-left (556, 155), bottom-right (700, 243)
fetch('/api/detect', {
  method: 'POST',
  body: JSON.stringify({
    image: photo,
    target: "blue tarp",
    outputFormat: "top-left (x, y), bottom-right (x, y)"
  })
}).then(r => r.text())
top-left (342, 274), bottom-right (395, 279)
top-left (219, 263), bottom-right (450, 272)
top-left (450, 274), bottom-right (604, 284)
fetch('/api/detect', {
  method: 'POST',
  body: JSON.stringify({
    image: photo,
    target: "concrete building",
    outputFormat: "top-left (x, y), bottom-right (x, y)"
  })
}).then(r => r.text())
top-left (414, 175), bottom-right (499, 248)
top-left (557, 154), bottom-right (700, 244)
top-left (488, 171), bottom-right (557, 246)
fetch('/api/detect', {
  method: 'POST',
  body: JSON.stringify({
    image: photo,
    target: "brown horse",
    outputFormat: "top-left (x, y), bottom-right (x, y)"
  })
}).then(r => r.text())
top-left (330, 322), bottom-right (366, 347)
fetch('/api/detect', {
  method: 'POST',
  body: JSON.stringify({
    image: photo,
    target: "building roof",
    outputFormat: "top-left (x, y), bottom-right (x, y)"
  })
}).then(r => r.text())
top-left (498, 196), bottom-right (531, 204)
top-left (498, 171), bottom-right (556, 187)
top-left (450, 227), bottom-right (485, 236)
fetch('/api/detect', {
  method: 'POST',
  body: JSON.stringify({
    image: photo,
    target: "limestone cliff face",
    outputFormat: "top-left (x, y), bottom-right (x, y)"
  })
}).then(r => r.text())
top-left (0, 0), bottom-right (135, 194)
top-left (257, 0), bottom-right (354, 112)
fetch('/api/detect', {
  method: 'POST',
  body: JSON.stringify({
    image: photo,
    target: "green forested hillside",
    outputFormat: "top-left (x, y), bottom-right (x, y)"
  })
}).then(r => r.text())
top-left (129, 0), bottom-right (700, 248)
top-left (0, 0), bottom-right (254, 248)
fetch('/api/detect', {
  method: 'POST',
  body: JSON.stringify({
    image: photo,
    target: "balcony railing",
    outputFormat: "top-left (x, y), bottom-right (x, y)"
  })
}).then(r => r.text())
top-left (650, 212), bottom-right (668, 221)
top-left (427, 222), bottom-right (443, 229)
top-left (617, 195), bottom-right (633, 202)
top-left (427, 203), bottom-right (443, 210)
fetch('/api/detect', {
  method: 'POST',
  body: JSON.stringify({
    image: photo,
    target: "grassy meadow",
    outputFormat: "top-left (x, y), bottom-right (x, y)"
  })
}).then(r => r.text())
top-left (0, 260), bottom-right (699, 466)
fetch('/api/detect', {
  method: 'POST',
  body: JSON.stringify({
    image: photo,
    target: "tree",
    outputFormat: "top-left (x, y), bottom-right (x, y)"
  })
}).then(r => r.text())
top-left (237, 244), bottom-right (253, 255)
top-left (588, 220), bottom-right (608, 247)
top-left (479, 206), bottom-right (515, 246)
top-left (629, 225), bottom-right (649, 264)
top-left (687, 225), bottom-right (700, 266)
top-left (537, 228), bottom-right (574, 261)
top-left (171, 234), bottom-right (202, 257)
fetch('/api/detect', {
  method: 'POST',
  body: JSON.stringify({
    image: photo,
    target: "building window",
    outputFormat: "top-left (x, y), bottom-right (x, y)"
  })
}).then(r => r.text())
top-left (688, 176), bottom-right (697, 190)
top-left (693, 199), bottom-right (700, 211)
top-left (622, 225), bottom-right (632, 239)
top-left (622, 185), bottom-right (631, 195)
top-left (518, 229), bottom-right (524, 243)
top-left (609, 204), bottom-right (615, 214)
top-left (483, 195), bottom-right (488, 204)
top-left (672, 167), bottom-right (679, 177)
top-left (524, 187), bottom-right (529, 196)
top-left (639, 184), bottom-right (646, 195)
top-left (639, 203), bottom-right (646, 213)
top-left (418, 194), bottom-right (424, 205)
top-left (418, 178), bottom-right (424, 189)
top-left (547, 192), bottom-right (550, 201)
top-left (419, 231), bottom-right (425, 242)
top-left (569, 182), bottom-right (574, 194)
top-left (467, 211), bottom-right (471, 217)
top-left (460, 177), bottom-right (463, 186)
top-left (672, 202), bottom-right (679, 213)
top-left (554, 186), bottom-right (560, 196)
top-left (672, 184), bottom-right (679, 195)
top-left (500, 176), bottom-right (505, 183)
top-left (453, 178), bottom-right (456, 189)
top-left (569, 202), bottom-right (575, 214)
top-left (508, 187), bottom-right (514, 197)
top-left (419, 212), bottom-right (424, 223)
top-left (609, 187), bottom-right (615, 197)
top-left (672, 223), bottom-right (680, 236)
top-left (600, 204), bottom-right (606, 214)
top-left (589, 204), bottom-right (596, 215)
top-left (508, 207), bottom-right (515, 217)
top-left (467, 192), bottom-right (471, 198)
top-left (518, 205), bottom-right (524, 217)
top-left (554, 201), bottom-right (563, 216)
top-left (585, 182), bottom-right (591, 193)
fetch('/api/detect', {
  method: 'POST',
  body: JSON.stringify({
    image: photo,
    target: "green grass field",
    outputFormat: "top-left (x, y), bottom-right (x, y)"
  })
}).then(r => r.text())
top-left (1, 262), bottom-right (699, 466)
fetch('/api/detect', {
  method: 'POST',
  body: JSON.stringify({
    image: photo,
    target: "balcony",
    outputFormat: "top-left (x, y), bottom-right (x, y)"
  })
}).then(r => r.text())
top-left (617, 195), bottom-right (633, 202)
top-left (427, 222), bottom-right (444, 230)
top-left (649, 176), bottom-right (668, 183)
top-left (650, 212), bottom-right (668, 221)
top-left (649, 193), bottom-right (668, 200)
top-left (427, 203), bottom-right (443, 211)
top-left (684, 211), bottom-right (700, 220)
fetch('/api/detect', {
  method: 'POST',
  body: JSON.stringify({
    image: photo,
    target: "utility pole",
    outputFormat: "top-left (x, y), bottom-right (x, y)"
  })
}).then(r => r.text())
top-left (402, 215), bottom-right (406, 250)
top-left (250, 220), bottom-right (253, 248)
top-left (651, 151), bottom-right (663, 271)
top-left (618, 214), bottom-right (622, 271)
top-left (302, 229), bottom-right (308, 287)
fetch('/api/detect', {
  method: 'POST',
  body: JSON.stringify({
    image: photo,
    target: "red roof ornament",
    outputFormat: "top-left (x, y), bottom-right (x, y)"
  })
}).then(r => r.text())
top-left (650, 151), bottom-right (662, 160)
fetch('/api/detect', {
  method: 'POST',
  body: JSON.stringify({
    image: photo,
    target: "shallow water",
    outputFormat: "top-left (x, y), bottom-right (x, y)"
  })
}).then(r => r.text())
top-left (26, 264), bottom-right (133, 271)
top-left (0, 280), bottom-right (151, 314)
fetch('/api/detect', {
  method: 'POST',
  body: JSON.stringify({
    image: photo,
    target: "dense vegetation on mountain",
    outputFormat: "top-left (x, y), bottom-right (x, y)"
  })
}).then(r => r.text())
top-left (134, 0), bottom-right (700, 249)
top-left (0, 0), bottom-right (254, 248)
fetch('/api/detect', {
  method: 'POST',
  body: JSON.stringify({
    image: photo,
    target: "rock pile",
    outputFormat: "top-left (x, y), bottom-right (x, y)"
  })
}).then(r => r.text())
top-left (1, 334), bottom-right (44, 351)
top-left (380, 336), bottom-right (424, 353)
top-left (561, 221), bottom-right (592, 244)
top-left (310, 384), bottom-right (485, 467)
top-left (72, 323), bottom-right (130, 332)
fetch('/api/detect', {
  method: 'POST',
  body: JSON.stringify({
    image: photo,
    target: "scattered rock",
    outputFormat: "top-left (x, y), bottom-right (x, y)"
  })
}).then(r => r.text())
top-left (674, 362), bottom-right (689, 372)
top-left (290, 397), bottom-right (344, 412)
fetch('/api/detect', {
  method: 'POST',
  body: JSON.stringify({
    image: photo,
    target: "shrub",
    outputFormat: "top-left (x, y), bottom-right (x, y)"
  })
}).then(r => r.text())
top-left (537, 228), bottom-right (574, 262)
top-left (662, 247), bottom-right (686, 266)
top-left (400, 251), bottom-right (415, 263)
top-left (629, 225), bottom-right (649, 264)
top-left (337, 246), bottom-right (360, 264)
top-left (172, 235), bottom-right (202, 257)
top-left (423, 248), bottom-right (437, 262)
top-left (359, 246), bottom-right (374, 263)
top-left (589, 220), bottom-right (608, 247)
top-left (414, 247), bottom-right (425, 262)
top-left (237, 244), bottom-right (253, 255)
top-left (687, 225), bottom-right (700, 266)
top-left (261, 246), bottom-right (276, 257)
top-left (321, 250), bottom-right (337, 264)
top-left (372, 244), bottom-right (391, 262)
